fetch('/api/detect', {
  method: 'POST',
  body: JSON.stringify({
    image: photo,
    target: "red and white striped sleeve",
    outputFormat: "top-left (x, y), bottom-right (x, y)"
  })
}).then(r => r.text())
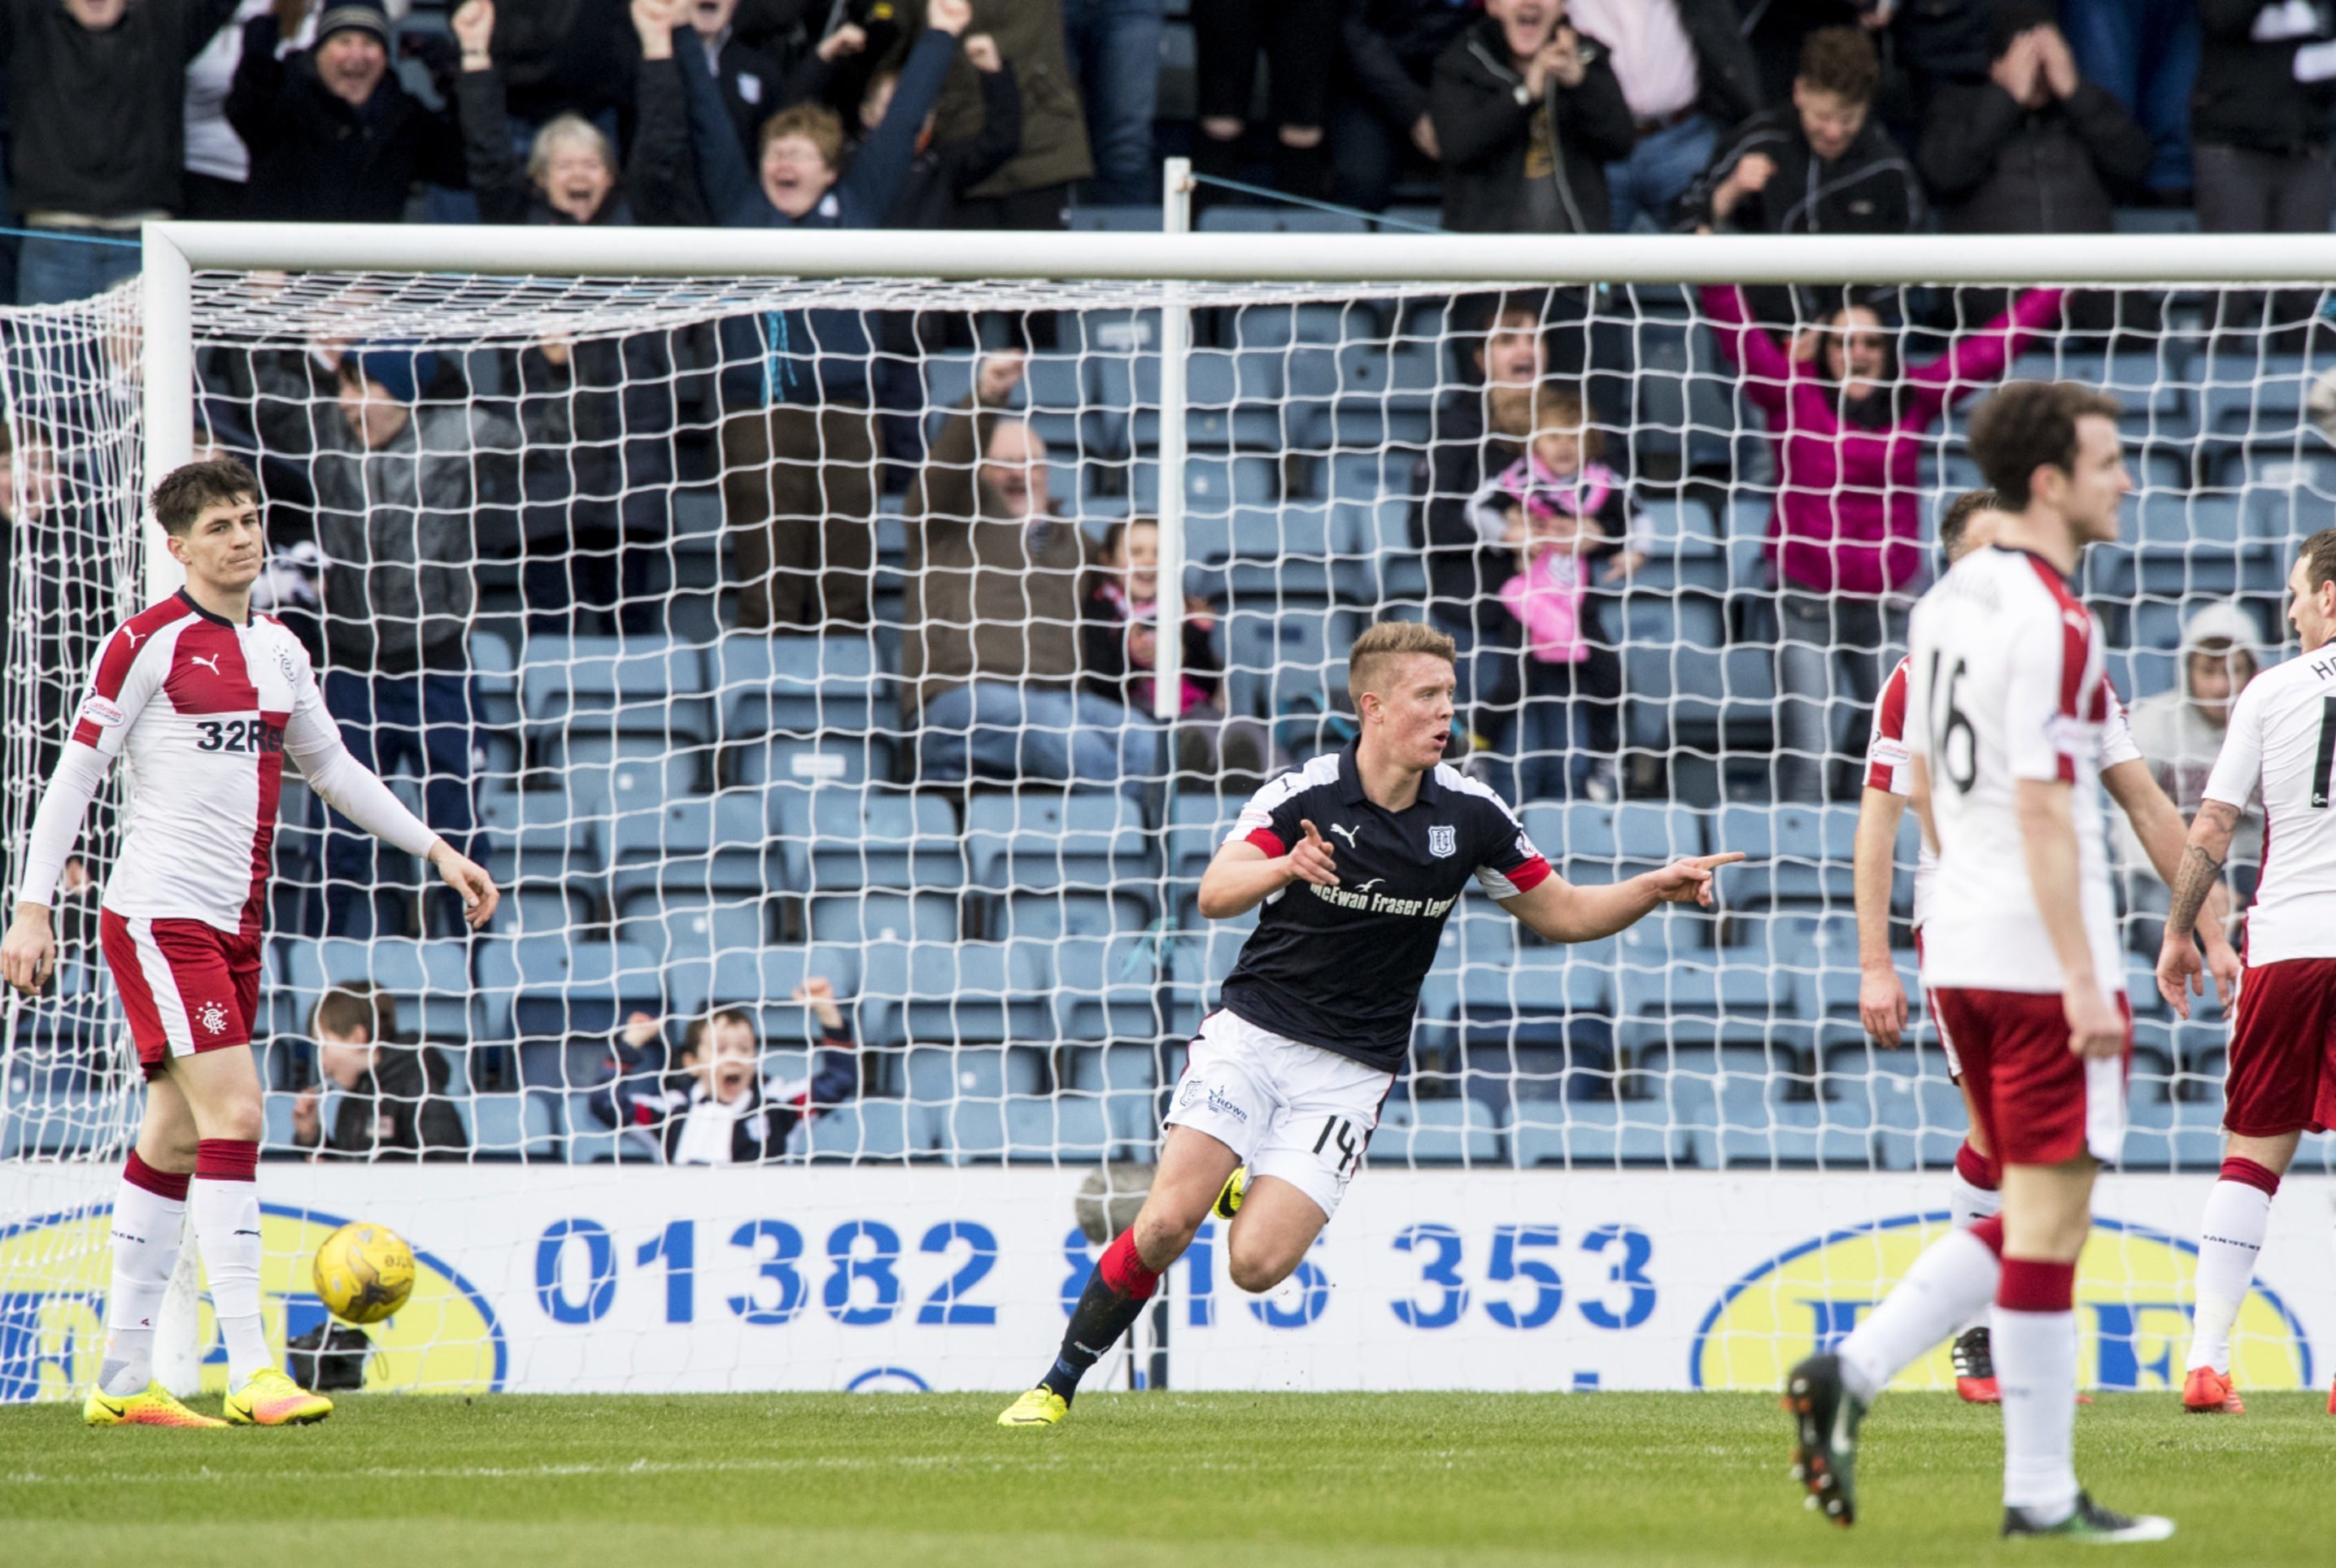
top-left (1864, 656), bottom-right (1914, 795)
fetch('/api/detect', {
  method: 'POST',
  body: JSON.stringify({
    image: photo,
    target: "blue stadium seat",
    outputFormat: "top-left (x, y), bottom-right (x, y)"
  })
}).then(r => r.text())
top-left (710, 634), bottom-right (886, 738)
top-left (1510, 1097), bottom-right (1685, 1166)
top-left (730, 732), bottom-right (887, 793)
top-left (860, 939), bottom-right (1051, 1048)
top-left (776, 786), bottom-right (964, 895)
top-left (1004, 1095), bottom-right (1114, 1162)
top-left (615, 893), bottom-right (767, 969)
top-left (608, 791), bottom-right (771, 907)
top-left (521, 635), bottom-right (713, 745)
top-left (1378, 1098), bottom-right (1502, 1165)
top-left (805, 1100), bottom-right (920, 1161)
top-left (964, 791), bottom-right (1155, 900)
top-left (467, 1091), bottom-right (560, 1161)
top-left (477, 936), bottom-right (662, 1048)
top-left (1053, 929), bottom-right (1168, 1042)
top-left (808, 892), bottom-right (960, 947)
top-left (1708, 1077), bottom-right (1872, 1169)
top-left (1715, 804), bottom-right (1857, 907)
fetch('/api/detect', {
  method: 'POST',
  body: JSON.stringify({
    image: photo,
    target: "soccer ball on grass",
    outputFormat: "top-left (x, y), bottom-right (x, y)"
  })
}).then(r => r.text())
top-left (313, 1222), bottom-right (416, 1325)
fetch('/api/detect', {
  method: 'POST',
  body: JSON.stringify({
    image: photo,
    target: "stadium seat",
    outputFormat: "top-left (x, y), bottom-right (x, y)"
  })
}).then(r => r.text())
top-left (776, 786), bottom-right (964, 895)
top-left (1378, 1097), bottom-right (1502, 1165)
top-left (711, 633), bottom-right (887, 738)
top-left (1510, 1096), bottom-right (1685, 1167)
top-left (964, 791), bottom-right (1155, 903)
top-left (805, 1100), bottom-right (920, 1161)
top-left (1004, 1095), bottom-right (1113, 1162)
top-left (1715, 804), bottom-right (1857, 908)
top-left (521, 634), bottom-right (713, 747)
top-left (467, 1091), bottom-right (560, 1161)
top-left (477, 936), bottom-right (663, 1048)
top-left (1053, 928), bottom-right (1170, 1042)
top-left (860, 939), bottom-right (1051, 1048)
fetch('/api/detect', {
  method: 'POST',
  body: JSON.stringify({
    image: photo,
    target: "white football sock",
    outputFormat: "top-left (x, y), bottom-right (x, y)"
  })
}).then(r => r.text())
top-left (190, 1171), bottom-right (269, 1387)
top-left (98, 1175), bottom-right (185, 1397)
top-left (2186, 1179), bottom-right (2273, 1374)
top-left (1994, 1305), bottom-right (2080, 1521)
top-left (1949, 1169), bottom-right (2002, 1232)
top-left (1837, 1228), bottom-right (2000, 1403)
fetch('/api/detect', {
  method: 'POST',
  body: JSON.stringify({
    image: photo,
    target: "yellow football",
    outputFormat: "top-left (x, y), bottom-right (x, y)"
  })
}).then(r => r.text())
top-left (312, 1222), bottom-right (416, 1326)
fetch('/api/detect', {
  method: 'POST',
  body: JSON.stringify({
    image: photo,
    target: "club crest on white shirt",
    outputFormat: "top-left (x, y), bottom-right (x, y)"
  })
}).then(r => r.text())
top-left (1428, 825), bottom-right (1456, 859)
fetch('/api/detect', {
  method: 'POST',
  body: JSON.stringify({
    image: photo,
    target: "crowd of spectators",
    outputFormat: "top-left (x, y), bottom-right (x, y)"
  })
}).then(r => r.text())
top-left (0, 3), bottom-right (2315, 298)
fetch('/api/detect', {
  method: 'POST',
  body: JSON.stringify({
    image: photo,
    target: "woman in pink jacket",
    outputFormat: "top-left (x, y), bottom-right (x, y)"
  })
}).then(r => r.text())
top-left (1702, 282), bottom-right (2066, 798)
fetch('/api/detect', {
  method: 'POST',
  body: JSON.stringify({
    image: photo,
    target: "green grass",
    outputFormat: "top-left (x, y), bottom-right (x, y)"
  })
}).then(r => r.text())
top-left (3, 1390), bottom-right (2332, 1566)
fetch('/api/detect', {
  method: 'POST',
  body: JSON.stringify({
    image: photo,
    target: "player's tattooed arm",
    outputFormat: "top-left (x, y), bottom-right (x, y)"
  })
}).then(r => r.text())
top-left (2156, 799), bottom-right (2241, 1019)
top-left (2104, 757), bottom-right (2238, 1000)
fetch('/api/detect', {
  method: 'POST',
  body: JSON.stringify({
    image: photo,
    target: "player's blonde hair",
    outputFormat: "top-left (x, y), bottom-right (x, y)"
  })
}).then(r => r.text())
top-left (1348, 620), bottom-right (1456, 706)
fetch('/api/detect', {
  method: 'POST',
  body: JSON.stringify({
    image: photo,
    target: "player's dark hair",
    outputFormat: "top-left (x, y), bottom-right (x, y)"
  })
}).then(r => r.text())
top-left (150, 457), bottom-right (258, 538)
top-left (1967, 381), bottom-right (2121, 507)
top-left (1798, 25), bottom-right (1880, 103)
top-left (1938, 488), bottom-right (2001, 564)
top-left (681, 1008), bottom-right (756, 1060)
top-left (1348, 620), bottom-right (1456, 707)
top-left (312, 982), bottom-right (393, 1043)
top-left (2301, 527), bottom-right (2336, 594)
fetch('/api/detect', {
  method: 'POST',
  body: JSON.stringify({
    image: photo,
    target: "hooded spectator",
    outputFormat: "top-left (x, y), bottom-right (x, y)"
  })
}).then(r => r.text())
top-left (2, 0), bottom-right (243, 305)
top-left (2123, 602), bottom-right (2268, 875)
top-left (1432, 0), bottom-right (1637, 235)
top-left (229, 1), bottom-right (467, 222)
top-left (930, 0), bottom-right (1092, 229)
top-left (1329, 0), bottom-right (1477, 214)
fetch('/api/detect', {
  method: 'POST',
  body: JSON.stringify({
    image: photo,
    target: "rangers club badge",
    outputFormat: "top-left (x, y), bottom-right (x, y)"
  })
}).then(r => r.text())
top-left (1427, 825), bottom-right (1456, 859)
top-left (196, 1001), bottom-right (230, 1037)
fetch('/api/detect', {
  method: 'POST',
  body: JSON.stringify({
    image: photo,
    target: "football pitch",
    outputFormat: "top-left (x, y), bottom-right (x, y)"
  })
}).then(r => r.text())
top-left (5, 1391), bottom-right (2333, 1566)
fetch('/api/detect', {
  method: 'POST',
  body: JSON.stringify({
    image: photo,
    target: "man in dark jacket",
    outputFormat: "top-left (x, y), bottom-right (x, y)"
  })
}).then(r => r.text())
top-left (311, 346), bottom-right (512, 937)
top-left (292, 986), bottom-right (469, 1161)
top-left (931, 0), bottom-right (1092, 230)
top-left (1569, 0), bottom-right (1759, 230)
top-left (1330, 0), bottom-right (1476, 214)
top-left (0, 0), bottom-right (241, 304)
top-left (2194, 0), bottom-right (2336, 342)
top-left (1917, 4), bottom-right (2151, 335)
top-left (667, 0), bottom-right (962, 627)
top-left (229, 2), bottom-right (467, 223)
top-left (1430, 0), bottom-right (1637, 235)
top-left (1676, 24), bottom-right (1919, 322)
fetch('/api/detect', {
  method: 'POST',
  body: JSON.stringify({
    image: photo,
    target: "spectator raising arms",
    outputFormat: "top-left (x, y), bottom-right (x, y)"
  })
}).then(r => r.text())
top-left (1, 0), bottom-right (243, 305)
top-left (592, 985), bottom-right (859, 1165)
top-left (229, 1), bottom-right (466, 223)
top-left (291, 984), bottom-right (469, 1161)
top-left (1566, 0), bottom-right (1759, 233)
top-left (455, 0), bottom-right (700, 225)
top-left (1700, 281), bottom-right (2066, 801)
top-left (1432, 0), bottom-right (1636, 235)
top-left (931, 0), bottom-right (1092, 231)
top-left (864, 28), bottom-right (1022, 229)
top-left (671, 0), bottom-right (964, 629)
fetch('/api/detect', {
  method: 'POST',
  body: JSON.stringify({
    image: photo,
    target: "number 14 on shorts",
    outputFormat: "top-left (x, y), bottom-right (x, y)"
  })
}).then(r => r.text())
top-left (1312, 1115), bottom-right (1363, 1178)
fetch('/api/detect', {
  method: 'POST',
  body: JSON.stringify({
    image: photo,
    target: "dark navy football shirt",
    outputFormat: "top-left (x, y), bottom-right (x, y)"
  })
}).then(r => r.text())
top-left (1214, 743), bottom-right (1553, 1072)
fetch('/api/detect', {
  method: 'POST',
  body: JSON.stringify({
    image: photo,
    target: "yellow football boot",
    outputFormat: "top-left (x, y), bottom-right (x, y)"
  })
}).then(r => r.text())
top-left (1213, 1165), bottom-right (1248, 1221)
top-left (996, 1387), bottom-right (1069, 1427)
top-left (84, 1382), bottom-right (226, 1428)
top-left (224, 1367), bottom-right (333, 1426)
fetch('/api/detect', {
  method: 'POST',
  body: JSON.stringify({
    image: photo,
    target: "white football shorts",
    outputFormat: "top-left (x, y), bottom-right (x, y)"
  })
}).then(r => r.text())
top-left (1163, 1008), bottom-right (1397, 1222)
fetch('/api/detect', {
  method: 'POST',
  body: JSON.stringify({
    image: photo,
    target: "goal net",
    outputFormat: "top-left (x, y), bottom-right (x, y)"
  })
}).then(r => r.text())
top-left (1, 231), bottom-right (2327, 1400)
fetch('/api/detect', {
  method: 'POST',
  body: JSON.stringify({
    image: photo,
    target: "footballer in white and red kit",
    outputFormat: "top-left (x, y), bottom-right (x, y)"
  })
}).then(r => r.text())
top-left (2157, 531), bottom-right (2336, 1416)
top-left (2, 458), bottom-right (496, 1431)
top-left (1793, 385), bottom-right (2173, 1544)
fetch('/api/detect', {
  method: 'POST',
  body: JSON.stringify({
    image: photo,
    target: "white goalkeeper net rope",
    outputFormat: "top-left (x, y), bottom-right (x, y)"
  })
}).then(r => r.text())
top-left (1, 256), bottom-right (2327, 1397)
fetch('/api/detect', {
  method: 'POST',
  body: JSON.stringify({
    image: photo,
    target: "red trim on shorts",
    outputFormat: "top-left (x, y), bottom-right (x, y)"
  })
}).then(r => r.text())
top-left (1244, 828), bottom-right (1286, 858)
top-left (2221, 956), bottom-right (2336, 1137)
top-left (1505, 855), bottom-right (1553, 892)
top-left (1968, 1215), bottom-right (2005, 1258)
top-left (194, 1139), bottom-right (258, 1183)
top-left (1997, 1257), bottom-right (2075, 1313)
top-left (2221, 1156), bottom-right (2282, 1199)
top-left (124, 1149), bottom-right (190, 1202)
top-left (1955, 1140), bottom-right (1999, 1191)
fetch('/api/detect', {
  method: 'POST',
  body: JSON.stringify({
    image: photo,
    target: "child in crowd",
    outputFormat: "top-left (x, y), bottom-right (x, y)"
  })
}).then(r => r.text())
top-left (1465, 384), bottom-right (1632, 801)
top-left (589, 980), bottom-right (856, 1165)
top-left (1081, 517), bottom-right (1270, 784)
